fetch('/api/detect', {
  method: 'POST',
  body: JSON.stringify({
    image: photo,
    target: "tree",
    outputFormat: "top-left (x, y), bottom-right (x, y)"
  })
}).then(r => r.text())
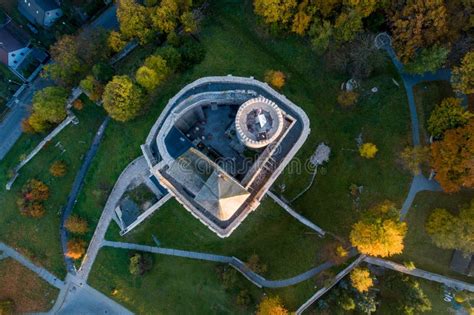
top-left (21, 179), bottom-right (49, 202)
top-left (44, 35), bottom-right (84, 86)
top-left (73, 99), bottom-right (84, 111)
top-left (291, 7), bottom-right (312, 35)
top-left (431, 119), bottom-right (474, 192)
top-left (427, 97), bottom-right (472, 138)
top-left (80, 75), bottom-right (104, 102)
top-left (49, 160), bottom-right (67, 177)
top-left (26, 112), bottom-right (51, 133)
top-left (400, 146), bottom-right (431, 174)
top-left (21, 118), bottom-right (35, 133)
top-left (102, 75), bottom-right (144, 122)
top-left (389, 1), bottom-right (449, 63)
top-left (359, 143), bottom-right (378, 159)
top-left (135, 55), bottom-right (170, 91)
top-left (180, 11), bottom-right (198, 34)
top-left (381, 272), bottom-right (431, 315)
top-left (108, 31), bottom-right (127, 53)
top-left (155, 46), bottom-right (182, 71)
top-left (451, 50), bottom-right (474, 94)
top-left (264, 70), bottom-right (286, 89)
top-left (117, 0), bottom-right (154, 44)
top-left (257, 296), bottom-right (288, 315)
top-left (92, 62), bottom-right (115, 83)
top-left (151, 0), bottom-right (179, 33)
top-left (0, 299), bottom-right (15, 315)
top-left (65, 239), bottom-right (86, 260)
top-left (246, 254), bottom-right (267, 274)
top-left (350, 201), bottom-right (407, 257)
top-left (32, 87), bottom-right (68, 124)
top-left (129, 252), bottom-right (153, 276)
top-left (179, 38), bottom-right (206, 69)
top-left (355, 291), bottom-right (378, 314)
top-left (253, 0), bottom-right (297, 25)
top-left (64, 215), bottom-right (88, 234)
top-left (350, 267), bottom-right (374, 292)
top-left (337, 91), bottom-right (359, 107)
top-left (405, 45), bottom-right (450, 74)
top-left (236, 290), bottom-right (252, 307)
top-left (426, 200), bottom-right (474, 253)
top-left (309, 18), bottom-right (333, 52)
top-left (334, 12), bottom-right (363, 42)
top-left (17, 201), bottom-right (46, 218)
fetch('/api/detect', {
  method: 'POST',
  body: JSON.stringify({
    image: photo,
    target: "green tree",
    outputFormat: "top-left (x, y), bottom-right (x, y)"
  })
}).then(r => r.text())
top-left (451, 50), bottom-right (474, 94)
top-left (426, 200), bottom-right (474, 253)
top-left (92, 62), bottom-right (115, 83)
top-left (102, 75), bottom-right (144, 122)
top-left (44, 35), bottom-right (85, 86)
top-left (155, 46), bottom-right (182, 71)
top-left (0, 299), bottom-right (15, 315)
top-left (405, 45), bottom-right (450, 74)
top-left (32, 87), bottom-right (68, 124)
top-left (334, 12), bottom-right (363, 42)
top-left (117, 0), bottom-right (154, 44)
top-left (108, 31), bottom-right (127, 53)
top-left (80, 75), bottom-right (104, 102)
top-left (309, 18), bottom-right (333, 52)
top-left (350, 201), bottom-right (407, 257)
top-left (180, 11), bottom-right (198, 34)
top-left (427, 97), bottom-right (473, 138)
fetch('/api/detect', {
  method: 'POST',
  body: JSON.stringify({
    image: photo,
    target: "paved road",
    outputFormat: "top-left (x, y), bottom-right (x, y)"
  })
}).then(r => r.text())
top-left (0, 242), bottom-right (65, 289)
top-left (77, 156), bottom-right (149, 281)
top-left (365, 257), bottom-right (474, 292)
top-left (102, 240), bottom-right (335, 289)
top-left (61, 117), bottom-right (110, 273)
top-left (0, 76), bottom-right (52, 160)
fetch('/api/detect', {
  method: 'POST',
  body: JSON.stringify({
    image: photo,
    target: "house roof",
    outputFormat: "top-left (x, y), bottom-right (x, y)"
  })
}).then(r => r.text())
top-left (18, 0), bottom-right (60, 25)
top-left (450, 250), bottom-right (474, 277)
top-left (0, 20), bottom-right (30, 53)
top-left (28, 0), bottom-right (59, 11)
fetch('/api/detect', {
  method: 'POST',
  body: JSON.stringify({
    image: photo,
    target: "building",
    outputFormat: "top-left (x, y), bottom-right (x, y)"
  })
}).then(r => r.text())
top-left (0, 17), bottom-right (31, 70)
top-left (18, 0), bottom-right (63, 28)
top-left (450, 250), bottom-right (474, 277)
top-left (141, 76), bottom-right (310, 237)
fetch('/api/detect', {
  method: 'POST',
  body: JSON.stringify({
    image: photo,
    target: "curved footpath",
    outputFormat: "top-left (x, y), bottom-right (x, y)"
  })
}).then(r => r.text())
top-left (60, 116), bottom-right (110, 273)
top-left (101, 240), bottom-right (335, 289)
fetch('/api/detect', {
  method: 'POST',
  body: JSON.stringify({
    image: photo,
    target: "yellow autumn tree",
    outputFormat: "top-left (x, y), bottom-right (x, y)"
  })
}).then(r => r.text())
top-left (257, 296), bottom-right (288, 315)
top-left (359, 143), bottom-right (378, 159)
top-left (350, 267), bottom-right (374, 292)
top-left (350, 201), bottom-right (407, 257)
top-left (65, 239), bottom-right (86, 260)
top-left (264, 70), bottom-right (286, 89)
top-left (254, 0), bottom-right (297, 25)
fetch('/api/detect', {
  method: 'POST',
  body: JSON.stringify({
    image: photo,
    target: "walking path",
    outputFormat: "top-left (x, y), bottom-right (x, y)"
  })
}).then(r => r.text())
top-left (296, 255), bottom-right (366, 315)
top-left (102, 240), bottom-right (335, 289)
top-left (61, 116), bottom-right (110, 273)
top-left (267, 191), bottom-right (326, 236)
top-left (0, 242), bottom-right (65, 290)
top-left (365, 257), bottom-right (474, 292)
top-left (77, 156), bottom-right (149, 281)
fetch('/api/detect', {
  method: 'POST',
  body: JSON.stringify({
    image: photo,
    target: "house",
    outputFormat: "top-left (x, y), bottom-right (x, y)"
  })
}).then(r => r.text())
top-left (0, 18), bottom-right (31, 70)
top-left (18, 0), bottom-right (63, 28)
top-left (450, 250), bottom-right (474, 277)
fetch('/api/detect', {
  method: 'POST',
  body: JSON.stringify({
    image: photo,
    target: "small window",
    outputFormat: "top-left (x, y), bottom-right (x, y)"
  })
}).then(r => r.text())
top-left (14, 60), bottom-right (17, 64)
top-left (20, 52), bottom-right (25, 56)
top-left (11, 53), bottom-right (16, 57)
top-left (47, 12), bottom-right (50, 15)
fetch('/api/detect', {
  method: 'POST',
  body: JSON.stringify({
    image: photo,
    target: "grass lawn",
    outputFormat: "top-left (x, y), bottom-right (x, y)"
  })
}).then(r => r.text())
top-left (0, 97), bottom-right (105, 277)
top-left (0, 258), bottom-right (59, 313)
top-left (413, 80), bottom-right (455, 146)
top-left (85, 0), bottom-right (413, 312)
top-left (394, 191), bottom-right (474, 283)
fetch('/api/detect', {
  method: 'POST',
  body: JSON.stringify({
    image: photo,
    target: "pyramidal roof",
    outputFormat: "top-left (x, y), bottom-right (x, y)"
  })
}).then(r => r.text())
top-left (195, 170), bottom-right (250, 221)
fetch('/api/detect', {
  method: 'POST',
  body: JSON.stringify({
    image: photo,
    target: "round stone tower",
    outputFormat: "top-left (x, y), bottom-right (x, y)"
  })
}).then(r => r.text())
top-left (235, 96), bottom-right (284, 149)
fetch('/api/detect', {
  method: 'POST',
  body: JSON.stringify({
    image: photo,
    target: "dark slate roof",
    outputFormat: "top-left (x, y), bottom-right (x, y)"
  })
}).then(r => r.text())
top-left (30, 0), bottom-right (59, 11)
top-left (0, 21), bottom-right (30, 53)
top-left (18, 0), bottom-right (59, 25)
top-left (450, 250), bottom-right (474, 277)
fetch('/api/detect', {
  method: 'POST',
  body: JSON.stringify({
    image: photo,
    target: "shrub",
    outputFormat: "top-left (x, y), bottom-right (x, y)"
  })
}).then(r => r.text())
top-left (350, 267), bottom-right (374, 292)
top-left (64, 215), bottom-right (88, 234)
top-left (359, 143), bottom-right (378, 159)
top-left (236, 290), bottom-right (251, 307)
top-left (337, 90), bottom-right (359, 107)
top-left (129, 252), bottom-right (153, 276)
top-left (246, 254), bottom-right (267, 274)
top-left (49, 160), bottom-right (67, 177)
top-left (66, 239), bottom-right (86, 260)
top-left (179, 38), bottom-right (206, 69)
top-left (80, 75), bottom-right (104, 102)
top-left (21, 118), bottom-right (35, 133)
top-left (404, 261), bottom-right (416, 270)
top-left (17, 200), bottom-right (46, 218)
top-left (21, 179), bottom-right (49, 202)
top-left (264, 70), bottom-right (286, 89)
top-left (155, 46), bottom-right (182, 71)
top-left (72, 99), bottom-right (84, 110)
top-left (108, 31), bottom-right (127, 53)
